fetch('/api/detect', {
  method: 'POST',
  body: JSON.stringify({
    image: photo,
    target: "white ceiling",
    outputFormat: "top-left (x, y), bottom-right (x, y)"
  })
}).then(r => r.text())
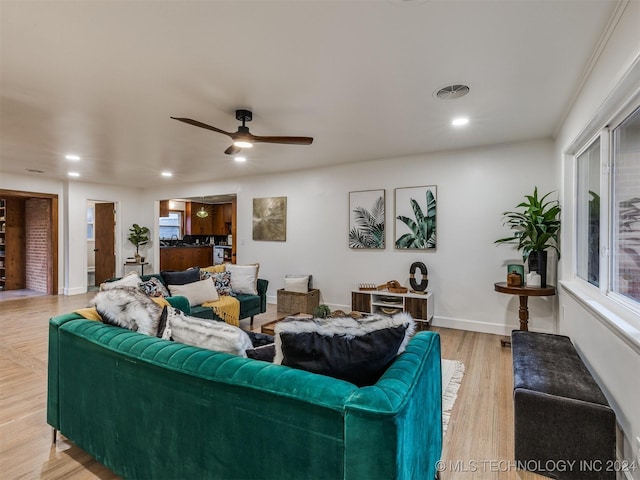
top-left (0, 0), bottom-right (619, 189)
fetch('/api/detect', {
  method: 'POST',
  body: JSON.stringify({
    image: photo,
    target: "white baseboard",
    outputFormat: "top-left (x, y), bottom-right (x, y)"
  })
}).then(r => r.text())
top-left (64, 286), bottom-right (88, 295)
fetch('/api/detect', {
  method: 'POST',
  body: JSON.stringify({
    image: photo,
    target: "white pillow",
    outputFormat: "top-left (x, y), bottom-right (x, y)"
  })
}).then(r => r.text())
top-left (168, 278), bottom-right (219, 306)
top-left (226, 264), bottom-right (259, 295)
top-left (284, 275), bottom-right (309, 293)
top-left (100, 271), bottom-right (142, 291)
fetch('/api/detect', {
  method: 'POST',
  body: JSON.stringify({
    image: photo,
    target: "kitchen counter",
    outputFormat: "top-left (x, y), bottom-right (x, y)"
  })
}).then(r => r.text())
top-left (159, 245), bottom-right (212, 271)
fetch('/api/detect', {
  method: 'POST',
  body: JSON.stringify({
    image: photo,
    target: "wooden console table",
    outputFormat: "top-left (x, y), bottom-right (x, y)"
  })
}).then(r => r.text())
top-left (494, 282), bottom-right (556, 346)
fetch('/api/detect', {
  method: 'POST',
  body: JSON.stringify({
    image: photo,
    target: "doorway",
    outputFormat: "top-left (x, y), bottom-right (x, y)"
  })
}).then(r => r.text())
top-left (87, 201), bottom-right (115, 288)
top-left (0, 189), bottom-right (58, 298)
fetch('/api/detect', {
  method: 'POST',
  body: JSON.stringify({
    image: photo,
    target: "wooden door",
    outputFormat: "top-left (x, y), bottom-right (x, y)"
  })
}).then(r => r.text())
top-left (94, 203), bottom-right (115, 284)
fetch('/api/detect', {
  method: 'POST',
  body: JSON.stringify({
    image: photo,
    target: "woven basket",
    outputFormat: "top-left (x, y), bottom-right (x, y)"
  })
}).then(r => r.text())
top-left (277, 288), bottom-right (320, 314)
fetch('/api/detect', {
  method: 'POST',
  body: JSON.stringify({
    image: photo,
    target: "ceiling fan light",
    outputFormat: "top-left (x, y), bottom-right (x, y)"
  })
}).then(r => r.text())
top-left (233, 140), bottom-right (253, 148)
top-left (196, 207), bottom-right (209, 218)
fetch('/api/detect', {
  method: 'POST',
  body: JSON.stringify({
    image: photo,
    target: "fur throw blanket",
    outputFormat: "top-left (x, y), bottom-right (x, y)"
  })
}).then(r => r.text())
top-left (91, 287), bottom-right (252, 357)
top-left (162, 307), bottom-right (253, 357)
top-left (92, 287), bottom-right (163, 336)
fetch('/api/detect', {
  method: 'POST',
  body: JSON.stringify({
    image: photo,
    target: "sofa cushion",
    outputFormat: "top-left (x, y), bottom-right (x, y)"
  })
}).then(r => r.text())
top-left (201, 270), bottom-right (234, 296)
top-left (100, 271), bottom-right (142, 290)
top-left (274, 312), bottom-right (415, 386)
top-left (226, 264), bottom-right (258, 295)
top-left (167, 278), bottom-right (219, 306)
top-left (162, 307), bottom-right (253, 357)
top-left (91, 286), bottom-right (163, 336)
top-left (139, 276), bottom-right (170, 297)
top-left (161, 268), bottom-right (200, 286)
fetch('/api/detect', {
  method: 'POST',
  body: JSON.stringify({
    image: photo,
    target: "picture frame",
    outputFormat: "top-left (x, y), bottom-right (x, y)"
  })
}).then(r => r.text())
top-left (394, 185), bottom-right (437, 250)
top-left (349, 189), bottom-right (385, 249)
top-left (253, 196), bottom-right (287, 241)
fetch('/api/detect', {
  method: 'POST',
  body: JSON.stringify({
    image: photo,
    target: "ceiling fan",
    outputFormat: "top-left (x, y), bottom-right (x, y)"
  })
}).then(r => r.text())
top-left (171, 109), bottom-right (314, 155)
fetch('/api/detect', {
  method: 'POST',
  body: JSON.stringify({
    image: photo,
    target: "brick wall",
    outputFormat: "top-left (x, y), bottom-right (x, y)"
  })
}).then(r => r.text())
top-left (25, 198), bottom-right (50, 293)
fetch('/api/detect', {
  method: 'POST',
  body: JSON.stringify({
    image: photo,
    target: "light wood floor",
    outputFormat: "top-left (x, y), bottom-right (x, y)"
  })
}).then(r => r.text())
top-left (0, 293), bottom-right (544, 479)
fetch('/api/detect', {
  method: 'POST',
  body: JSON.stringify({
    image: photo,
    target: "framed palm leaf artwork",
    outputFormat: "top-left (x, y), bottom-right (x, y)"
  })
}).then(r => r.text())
top-left (349, 189), bottom-right (385, 249)
top-left (394, 185), bottom-right (437, 250)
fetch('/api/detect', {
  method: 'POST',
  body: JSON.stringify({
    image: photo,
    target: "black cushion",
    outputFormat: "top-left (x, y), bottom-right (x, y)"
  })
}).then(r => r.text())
top-left (161, 268), bottom-right (200, 286)
top-left (274, 314), bottom-right (414, 386)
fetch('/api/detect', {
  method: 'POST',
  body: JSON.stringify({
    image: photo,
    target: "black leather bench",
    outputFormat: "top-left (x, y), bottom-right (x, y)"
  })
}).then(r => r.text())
top-left (511, 330), bottom-right (616, 480)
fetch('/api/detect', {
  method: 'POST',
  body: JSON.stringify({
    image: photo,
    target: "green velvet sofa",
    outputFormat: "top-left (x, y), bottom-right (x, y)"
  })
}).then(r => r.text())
top-left (106, 272), bottom-right (268, 323)
top-left (47, 313), bottom-right (443, 480)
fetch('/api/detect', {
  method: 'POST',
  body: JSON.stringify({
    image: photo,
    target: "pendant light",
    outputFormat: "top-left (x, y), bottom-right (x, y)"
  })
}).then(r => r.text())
top-left (196, 205), bottom-right (209, 218)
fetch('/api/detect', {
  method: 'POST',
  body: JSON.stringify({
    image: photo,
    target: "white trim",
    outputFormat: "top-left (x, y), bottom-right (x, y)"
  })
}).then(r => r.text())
top-left (560, 280), bottom-right (640, 355)
top-left (431, 316), bottom-right (554, 337)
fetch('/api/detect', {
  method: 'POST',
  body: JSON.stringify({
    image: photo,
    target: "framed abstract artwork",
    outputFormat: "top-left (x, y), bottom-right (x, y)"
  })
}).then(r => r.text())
top-left (394, 185), bottom-right (437, 250)
top-left (253, 196), bottom-right (287, 241)
top-left (349, 189), bottom-right (385, 249)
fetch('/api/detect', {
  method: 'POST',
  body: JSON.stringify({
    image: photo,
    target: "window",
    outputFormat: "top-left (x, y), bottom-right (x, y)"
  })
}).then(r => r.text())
top-left (575, 106), bottom-right (640, 311)
top-left (576, 138), bottom-right (601, 287)
top-left (87, 205), bottom-right (95, 240)
top-left (611, 107), bottom-right (640, 304)
top-left (159, 211), bottom-right (183, 240)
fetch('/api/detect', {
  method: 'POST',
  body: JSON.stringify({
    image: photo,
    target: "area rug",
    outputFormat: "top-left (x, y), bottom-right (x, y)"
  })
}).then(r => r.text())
top-left (442, 359), bottom-right (465, 434)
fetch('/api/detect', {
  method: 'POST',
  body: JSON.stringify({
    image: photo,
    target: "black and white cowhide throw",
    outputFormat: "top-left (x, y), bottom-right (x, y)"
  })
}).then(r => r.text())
top-left (162, 307), bottom-right (253, 357)
top-left (273, 312), bottom-right (416, 386)
top-left (92, 286), bottom-right (163, 336)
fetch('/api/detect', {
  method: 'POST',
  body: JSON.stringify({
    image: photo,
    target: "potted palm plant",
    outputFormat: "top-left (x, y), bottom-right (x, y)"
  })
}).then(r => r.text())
top-left (128, 224), bottom-right (150, 262)
top-left (495, 187), bottom-right (561, 287)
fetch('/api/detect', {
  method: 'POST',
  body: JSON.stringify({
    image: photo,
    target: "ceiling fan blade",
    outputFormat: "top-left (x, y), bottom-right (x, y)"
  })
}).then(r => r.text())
top-left (250, 135), bottom-right (314, 145)
top-left (224, 144), bottom-right (242, 155)
top-left (170, 117), bottom-right (232, 137)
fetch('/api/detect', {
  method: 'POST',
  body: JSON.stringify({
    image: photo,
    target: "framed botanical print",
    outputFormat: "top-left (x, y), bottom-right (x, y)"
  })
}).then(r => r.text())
top-left (349, 189), bottom-right (385, 249)
top-left (394, 185), bottom-right (437, 250)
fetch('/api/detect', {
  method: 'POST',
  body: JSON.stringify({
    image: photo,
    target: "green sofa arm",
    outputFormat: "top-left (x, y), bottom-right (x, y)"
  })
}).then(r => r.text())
top-left (344, 331), bottom-right (442, 480)
top-left (257, 278), bottom-right (268, 313)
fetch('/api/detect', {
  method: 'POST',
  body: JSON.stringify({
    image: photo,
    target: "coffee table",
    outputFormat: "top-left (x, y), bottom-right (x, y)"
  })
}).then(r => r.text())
top-left (261, 312), bottom-right (312, 335)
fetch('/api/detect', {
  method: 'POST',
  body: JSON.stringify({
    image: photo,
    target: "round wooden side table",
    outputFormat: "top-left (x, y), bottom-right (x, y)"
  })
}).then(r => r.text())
top-left (494, 282), bottom-right (556, 346)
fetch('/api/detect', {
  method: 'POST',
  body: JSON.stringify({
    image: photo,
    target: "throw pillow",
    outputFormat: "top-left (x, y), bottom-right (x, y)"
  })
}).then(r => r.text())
top-left (162, 307), bottom-right (253, 357)
top-left (273, 312), bottom-right (415, 386)
top-left (139, 276), bottom-right (170, 297)
top-left (201, 265), bottom-right (226, 274)
top-left (161, 268), bottom-right (200, 286)
top-left (168, 278), bottom-right (219, 306)
top-left (100, 271), bottom-right (142, 291)
top-left (226, 264), bottom-right (259, 295)
top-left (92, 286), bottom-right (163, 336)
top-left (284, 275), bottom-right (309, 293)
top-left (201, 270), bottom-right (234, 296)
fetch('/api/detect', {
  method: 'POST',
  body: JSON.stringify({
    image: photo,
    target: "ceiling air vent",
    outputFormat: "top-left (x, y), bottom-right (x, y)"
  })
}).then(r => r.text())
top-left (435, 84), bottom-right (470, 100)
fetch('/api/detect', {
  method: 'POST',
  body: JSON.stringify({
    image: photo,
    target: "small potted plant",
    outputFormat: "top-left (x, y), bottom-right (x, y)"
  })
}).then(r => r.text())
top-left (494, 187), bottom-right (561, 287)
top-left (128, 224), bottom-right (150, 262)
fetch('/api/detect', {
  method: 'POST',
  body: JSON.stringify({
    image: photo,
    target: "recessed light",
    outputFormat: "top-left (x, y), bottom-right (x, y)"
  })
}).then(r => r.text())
top-left (451, 117), bottom-right (469, 127)
top-left (161, 171), bottom-right (173, 177)
top-left (65, 154), bottom-right (81, 161)
top-left (68, 172), bottom-right (80, 177)
top-left (234, 156), bottom-right (247, 162)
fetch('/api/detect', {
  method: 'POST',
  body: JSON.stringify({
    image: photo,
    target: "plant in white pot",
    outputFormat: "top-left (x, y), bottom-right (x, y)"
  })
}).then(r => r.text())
top-left (128, 224), bottom-right (150, 262)
top-left (494, 187), bottom-right (561, 287)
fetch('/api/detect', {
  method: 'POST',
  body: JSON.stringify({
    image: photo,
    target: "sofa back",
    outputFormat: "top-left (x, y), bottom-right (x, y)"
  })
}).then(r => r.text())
top-left (48, 315), bottom-right (442, 479)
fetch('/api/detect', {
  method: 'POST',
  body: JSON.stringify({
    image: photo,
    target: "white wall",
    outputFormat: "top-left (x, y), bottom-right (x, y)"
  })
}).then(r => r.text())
top-left (145, 138), bottom-right (558, 337)
top-left (555, 0), bottom-right (640, 475)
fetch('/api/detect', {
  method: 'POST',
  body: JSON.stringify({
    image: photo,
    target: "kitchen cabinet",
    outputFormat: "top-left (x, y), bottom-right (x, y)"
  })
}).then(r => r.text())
top-left (188, 202), bottom-right (214, 235)
top-left (160, 246), bottom-right (213, 272)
